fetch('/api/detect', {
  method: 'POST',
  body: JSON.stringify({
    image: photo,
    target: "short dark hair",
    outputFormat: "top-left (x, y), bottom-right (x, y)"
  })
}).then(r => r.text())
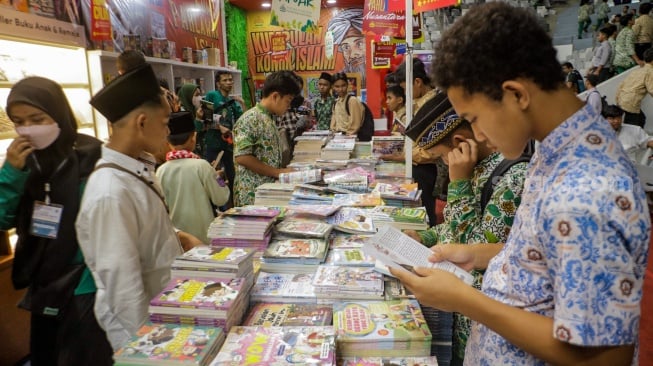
top-left (585, 74), bottom-right (600, 87)
top-left (602, 104), bottom-right (623, 118)
top-left (600, 26), bottom-right (616, 37)
top-left (640, 2), bottom-right (652, 15)
top-left (159, 78), bottom-right (170, 90)
top-left (562, 62), bottom-right (574, 69)
top-left (333, 72), bottom-right (348, 83)
top-left (620, 14), bottom-right (633, 27)
top-left (431, 2), bottom-right (562, 101)
top-left (262, 71), bottom-right (302, 98)
top-left (168, 131), bottom-right (194, 146)
top-left (644, 48), bottom-right (653, 63)
top-left (117, 50), bottom-right (146, 73)
top-left (384, 73), bottom-right (397, 86)
top-left (386, 85), bottom-right (406, 103)
top-left (216, 70), bottom-right (232, 82)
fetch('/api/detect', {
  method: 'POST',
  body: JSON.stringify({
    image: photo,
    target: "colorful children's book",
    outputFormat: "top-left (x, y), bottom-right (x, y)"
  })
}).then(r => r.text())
top-left (210, 326), bottom-right (336, 365)
top-left (332, 192), bottom-right (383, 207)
top-left (174, 246), bottom-right (255, 269)
top-left (242, 303), bottom-right (333, 327)
top-left (328, 207), bottom-right (376, 234)
top-left (312, 265), bottom-right (384, 294)
top-left (251, 272), bottom-right (317, 303)
top-left (324, 248), bottom-right (375, 267)
top-left (372, 135), bottom-right (405, 158)
top-left (263, 238), bottom-right (329, 264)
top-left (149, 277), bottom-right (245, 318)
top-left (286, 205), bottom-right (342, 218)
top-left (275, 219), bottom-right (333, 238)
top-left (371, 206), bottom-right (427, 223)
top-left (329, 234), bottom-right (373, 249)
top-left (222, 206), bottom-right (281, 218)
top-left (114, 323), bottom-right (224, 366)
top-left (371, 183), bottom-right (420, 201)
top-left (338, 356), bottom-right (439, 366)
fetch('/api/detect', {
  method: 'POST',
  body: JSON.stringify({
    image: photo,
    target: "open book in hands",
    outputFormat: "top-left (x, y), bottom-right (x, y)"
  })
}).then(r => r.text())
top-left (362, 225), bottom-right (474, 285)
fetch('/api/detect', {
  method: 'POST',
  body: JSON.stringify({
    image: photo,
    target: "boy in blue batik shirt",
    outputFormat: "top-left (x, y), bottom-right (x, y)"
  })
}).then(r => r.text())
top-left (392, 3), bottom-right (650, 365)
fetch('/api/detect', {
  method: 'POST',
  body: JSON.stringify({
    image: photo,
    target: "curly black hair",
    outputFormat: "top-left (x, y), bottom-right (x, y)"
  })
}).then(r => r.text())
top-left (431, 2), bottom-right (563, 101)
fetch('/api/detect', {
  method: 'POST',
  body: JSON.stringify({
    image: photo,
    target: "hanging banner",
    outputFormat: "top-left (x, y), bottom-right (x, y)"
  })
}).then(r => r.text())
top-left (363, 0), bottom-right (406, 38)
top-left (415, 0), bottom-right (460, 13)
top-left (0, 7), bottom-right (85, 47)
top-left (270, 0), bottom-right (320, 33)
top-left (371, 41), bottom-right (395, 69)
top-left (325, 30), bottom-right (334, 60)
top-left (90, 0), bottom-right (111, 41)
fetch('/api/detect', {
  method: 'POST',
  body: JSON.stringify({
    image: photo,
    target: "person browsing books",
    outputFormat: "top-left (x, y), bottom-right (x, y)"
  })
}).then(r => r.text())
top-left (313, 72), bottom-right (336, 131)
top-left (391, 3), bottom-right (650, 365)
top-left (0, 77), bottom-right (113, 365)
top-left (156, 111), bottom-right (230, 243)
top-left (232, 71), bottom-right (299, 206)
top-left (76, 64), bottom-right (203, 351)
top-left (402, 93), bottom-right (529, 365)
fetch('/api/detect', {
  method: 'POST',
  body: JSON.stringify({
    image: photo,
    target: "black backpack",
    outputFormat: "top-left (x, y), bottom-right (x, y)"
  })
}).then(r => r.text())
top-left (479, 140), bottom-right (535, 213)
top-left (344, 94), bottom-right (375, 142)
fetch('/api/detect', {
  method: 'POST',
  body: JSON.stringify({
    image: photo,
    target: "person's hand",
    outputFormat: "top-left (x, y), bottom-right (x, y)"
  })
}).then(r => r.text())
top-left (6, 136), bottom-right (34, 170)
top-left (278, 167), bottom-right (295, 175)
top-left (215, 168), bottom-right (225, 179)
top-left (447, 139), bottom-right (478, 181)
top-left (233, 95), bottom-right (245, 105)
top-left (389, 266), bottom-right (471, 312)
top-left (403, 230), bottom-right (423, 243)
top-left (429, 244), bottom-right (476, 272)
top-left (177, 231), bottom-right (203, 252)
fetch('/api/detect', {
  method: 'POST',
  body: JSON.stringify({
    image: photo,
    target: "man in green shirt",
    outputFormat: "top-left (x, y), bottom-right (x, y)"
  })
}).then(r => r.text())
top-left (313, 72), bottom-right (335, 130)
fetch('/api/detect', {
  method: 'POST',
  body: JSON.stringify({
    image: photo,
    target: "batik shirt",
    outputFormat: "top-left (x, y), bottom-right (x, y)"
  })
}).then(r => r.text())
top-left (417, 152), bottom-right (528, 361)
top-left (314, 95), bottom-right (335, 130)
top-left (465, 103), bottom-right (650, 365)
top-left (233, 104), bottom-right (283, 206)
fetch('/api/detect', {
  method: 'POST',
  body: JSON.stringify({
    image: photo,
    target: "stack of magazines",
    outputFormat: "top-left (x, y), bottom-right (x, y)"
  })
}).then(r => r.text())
top-left (250, 271), bottom-right (317, 304)
top-left (371, 182), bottom-right (422, 208)
top-left (254, 182), bottom-right (296, 206)
top-left (311, 265), bottom-right (384, 303)
top-left (260, 238), bottom-right (329, 273)
top-left (370, 206), bottom-right (428, 231)
top-left (207, 206), bottom-right (280, 250)
top-left (171, 246), bottom-right (255, 282)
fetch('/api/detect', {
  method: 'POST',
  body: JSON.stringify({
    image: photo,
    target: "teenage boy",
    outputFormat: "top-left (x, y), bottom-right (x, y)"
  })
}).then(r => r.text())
top-left (403, 92), bottom-right (528, 365)
top-left (392, 3), bottom-right (650, 365)
top-left (589, 27), bottom-right (614, 83)
top-left (313, 72), bottom-right (335, 130)
top-left (616, 48), bottom-right (653, 128)
top-left (77, 64), bottom-right (203, 350)
top-left (156, 111), bottom-right (230, 243)
top-left (233, 71), bottom-right (299, 206)
top-left (203, 71), bottom-right (244, 205)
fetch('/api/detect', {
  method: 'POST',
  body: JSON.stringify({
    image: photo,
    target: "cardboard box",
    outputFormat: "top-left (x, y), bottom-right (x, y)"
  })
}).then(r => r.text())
top-left (206, 48), bottom-right (221, 66)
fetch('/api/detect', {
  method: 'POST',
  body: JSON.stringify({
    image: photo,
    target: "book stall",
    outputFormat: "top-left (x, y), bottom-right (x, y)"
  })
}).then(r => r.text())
top-left (112, 130), bottom-right (473, 366)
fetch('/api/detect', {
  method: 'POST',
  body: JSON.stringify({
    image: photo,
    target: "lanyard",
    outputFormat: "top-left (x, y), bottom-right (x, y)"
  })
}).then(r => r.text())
top-left (94, 162), bottom-right (169, 213)
top-left (31, 155), bottom-right (69, 205)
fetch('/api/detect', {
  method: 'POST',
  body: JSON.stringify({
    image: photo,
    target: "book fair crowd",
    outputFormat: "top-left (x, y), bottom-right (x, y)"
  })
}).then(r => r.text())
top-left (0, 2), bottom-right (649, 366)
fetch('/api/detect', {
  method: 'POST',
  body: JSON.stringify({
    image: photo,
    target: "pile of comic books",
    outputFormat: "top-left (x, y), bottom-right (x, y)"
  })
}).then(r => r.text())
top-left (207, 206), bottom-right (281, 250)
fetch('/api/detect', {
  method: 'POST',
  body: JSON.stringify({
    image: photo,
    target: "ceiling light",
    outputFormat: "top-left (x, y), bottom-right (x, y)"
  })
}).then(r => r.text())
top-left (262, 2), bottom-right (271, 7)
top-left (327, 0), bottom-right (336, 3)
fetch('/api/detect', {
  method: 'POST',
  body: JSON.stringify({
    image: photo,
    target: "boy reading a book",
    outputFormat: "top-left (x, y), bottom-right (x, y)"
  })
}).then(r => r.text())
top-left (402, 93), bottom-right (528, 365)
top-left (156, 111), bottom-right (230, 243)
top-left (391, 3), bottom-right (649, 365)
top-left (233, 71), bottom-right (299, 206)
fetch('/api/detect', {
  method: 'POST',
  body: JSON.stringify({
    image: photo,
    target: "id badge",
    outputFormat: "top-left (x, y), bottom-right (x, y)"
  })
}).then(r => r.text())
top-left (30, 201), bottom-right (63, 239)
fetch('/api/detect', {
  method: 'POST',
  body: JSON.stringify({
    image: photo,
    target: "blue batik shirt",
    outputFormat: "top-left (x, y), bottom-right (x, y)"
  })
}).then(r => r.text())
top-left (465, 103), bottom-right (650, 365)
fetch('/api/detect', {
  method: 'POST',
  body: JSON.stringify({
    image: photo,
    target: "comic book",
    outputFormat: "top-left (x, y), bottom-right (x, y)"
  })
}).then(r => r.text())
top-left (371, 183), bottom-right (420, 201)
top-left (312, 265), bottom-right (384, 294)
top-left (243, 303), bottom-right (333, 327)
top-left (114, 323), bottom-right (224, 366)
top-left (149, 277), bottom-right (246, 318)
top-left (327, 207), bottom-right (376, 235)
top-left (331, 192), bottom-right (383, 207)
top-left (210, 326), bottom-right (336, 365)
top-left (250, 272), bottom-right (317, 303)
top-left (263, 238), bottom-right (329, 264)
top-left (324, 248), bottom-right (375, 267)
top-left (222, 206), bottom-right (281, 218)
top-left (173, 246), bottom-right (255, 269)
top-left (275, 219), bottom-right (333, 238)
top-left (371, 136), bottom-right (405, 158)
top-left (338, 356), bottom-right (439, 366)
top-left (328, 234), bottom-right (373, 249)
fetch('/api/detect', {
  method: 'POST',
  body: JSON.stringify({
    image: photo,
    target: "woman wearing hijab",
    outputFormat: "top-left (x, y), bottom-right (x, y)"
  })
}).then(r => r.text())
top-left (0, 77), bottom-right (113, 365)
top-left (177, 83), bottom-right (204, 156)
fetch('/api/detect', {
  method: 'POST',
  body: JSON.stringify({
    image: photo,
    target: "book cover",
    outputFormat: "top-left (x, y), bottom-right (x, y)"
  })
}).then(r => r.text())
top-left (243, 303), bottom-right (333, 327)
top-left (175, 246), bottom-right (254, 268)
top-left (149, 277), bottom-right (243, 312)
top-left (372, 136), bottom-right (405, 158)
top-left (332, 192), bottom-right (383, 207)
top-left (222, 206), bottom-right (281, 218)
top-left (312, 265), bottom-right (384, 293)
top-left (325, 249), bottom-right (375, 267)
top-left (287, 205), bottom-right (342, 218)
top-left (210, 326), bottom-right (336, 365)
top-left (338, 356), bottom-right (439, 365)
top-left (114, 323), bottom-right (223, 366)
top-left (251, 272), bottom-right (316, 300)
top-left (275, 219), bottom-right (333, 238)
top-left (328, 208), bottom-right (376, 235)
top-left (332, 300), bottom-right (431, 343)
top-left (371, 206), bottom-right (427, 223)
top-left (371, 183), bottom-right (419, 201)
top-left (329, 234), bottom-right (373, 249)
top-left (263, 238), bottom-right (328, 262)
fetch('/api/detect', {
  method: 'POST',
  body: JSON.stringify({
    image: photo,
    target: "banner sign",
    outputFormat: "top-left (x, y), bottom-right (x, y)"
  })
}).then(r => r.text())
top-left (90, 0), bottom-right (111, 41)
top-left (363, 0), bottom-right (406, 38)
top-left (0, 7), bottom-right (86, 47)
top-left (270, 0), bottom-right (320, 33)
top-left (414, 0), bottom-right (460, 13)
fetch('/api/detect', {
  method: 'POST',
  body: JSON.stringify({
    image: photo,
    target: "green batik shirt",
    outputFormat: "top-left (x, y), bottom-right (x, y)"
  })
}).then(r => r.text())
top-left (233, 104), bottom-right (282, 206)
top-left (203, 91), bottom-right (243, 152)
top-left (313, 95), bottom-right (335, 130)
top-left (417, 151), bottom-right (528, 361)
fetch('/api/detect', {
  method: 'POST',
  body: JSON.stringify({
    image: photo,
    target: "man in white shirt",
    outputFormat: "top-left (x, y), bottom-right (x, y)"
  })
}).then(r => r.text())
top-left (604, 104), bottom-right (653, 163)
top-left (76, 64), bottom-right (200, 350)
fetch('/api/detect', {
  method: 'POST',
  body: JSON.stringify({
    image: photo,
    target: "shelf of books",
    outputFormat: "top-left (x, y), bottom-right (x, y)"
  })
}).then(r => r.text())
top-left (112, 131), bottom-right (469, 366)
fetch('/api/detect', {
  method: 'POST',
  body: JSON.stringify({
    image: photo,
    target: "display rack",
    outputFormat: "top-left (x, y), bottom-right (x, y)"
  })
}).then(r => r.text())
top-left (86, 50), bottom-right (243, 141)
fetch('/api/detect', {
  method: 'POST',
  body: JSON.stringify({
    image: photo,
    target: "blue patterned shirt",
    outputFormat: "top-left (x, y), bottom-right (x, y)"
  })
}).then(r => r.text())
top-left (465, 103), bottom-right (650, 365)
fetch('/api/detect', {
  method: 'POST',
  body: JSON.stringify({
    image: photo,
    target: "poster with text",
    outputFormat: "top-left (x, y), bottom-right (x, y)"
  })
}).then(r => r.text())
top-left (270, 0), bottom-right (320, 33)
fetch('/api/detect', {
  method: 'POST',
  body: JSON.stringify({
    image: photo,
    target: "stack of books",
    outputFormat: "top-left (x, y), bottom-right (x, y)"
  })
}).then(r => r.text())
top-left (148, 276), bottom-right (250, 331)
top-left (375, 161), bottom-right (407, 180)
top-left (327, 207), bottom-right (376, 235)
top-left (278, 168), bottom-right (323, 184)
top-left (260, 238), bottom-right (329, 273)
top-left (291, 135), bottom-right (327, 163)
top-left (353, 141), bottom-right (373, 159)
top-left (332, 192), bottom-right (384, 207)
top-left (250, 272), bottom-right (317, 304)
top-left (328, 233), bottom-right (373, 249)
top-left (370, 206), bottom-right (429, 231)
top-left (113, 323), bottom-right (225, 366)
top-left (274, 218), bottom-right (333, 239)
top-left (254, 183), bottom-right (296, 206)
top-left (211, 326), bottom-right (336, 365)
top-left (339, 357), bottom-right (439, 365)
top-left (207, 206), bottom-right (280, 250)
top-left (321, 136), bottom-right (356, 160)
top-left (333, 299), bottom-right (432, 358)
top-left (242, 303), bottom-right (333, 327)
top-left (171, 246), bottom-right (255, 282)
top-left (324, 248), bottom-right (375, 267)
top-left (311, 265), bottom-right (384, 303)
top-left (372, 135), bottom-right (405, 159)
top-left (323, 167), bottom-right (370, 193)
top-left (371, 182), bottom-right (422, 208)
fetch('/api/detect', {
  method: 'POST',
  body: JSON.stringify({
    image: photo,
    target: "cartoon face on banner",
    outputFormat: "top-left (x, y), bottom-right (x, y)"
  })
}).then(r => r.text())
top-left (326, 8), bottom-right (365, 84)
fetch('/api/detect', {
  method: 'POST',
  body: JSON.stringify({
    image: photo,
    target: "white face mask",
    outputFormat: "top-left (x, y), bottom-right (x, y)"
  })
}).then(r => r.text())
top-left (192, 96), bottom-right (202, 109)
top-left (16, 124), bottom-right (61, 150)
